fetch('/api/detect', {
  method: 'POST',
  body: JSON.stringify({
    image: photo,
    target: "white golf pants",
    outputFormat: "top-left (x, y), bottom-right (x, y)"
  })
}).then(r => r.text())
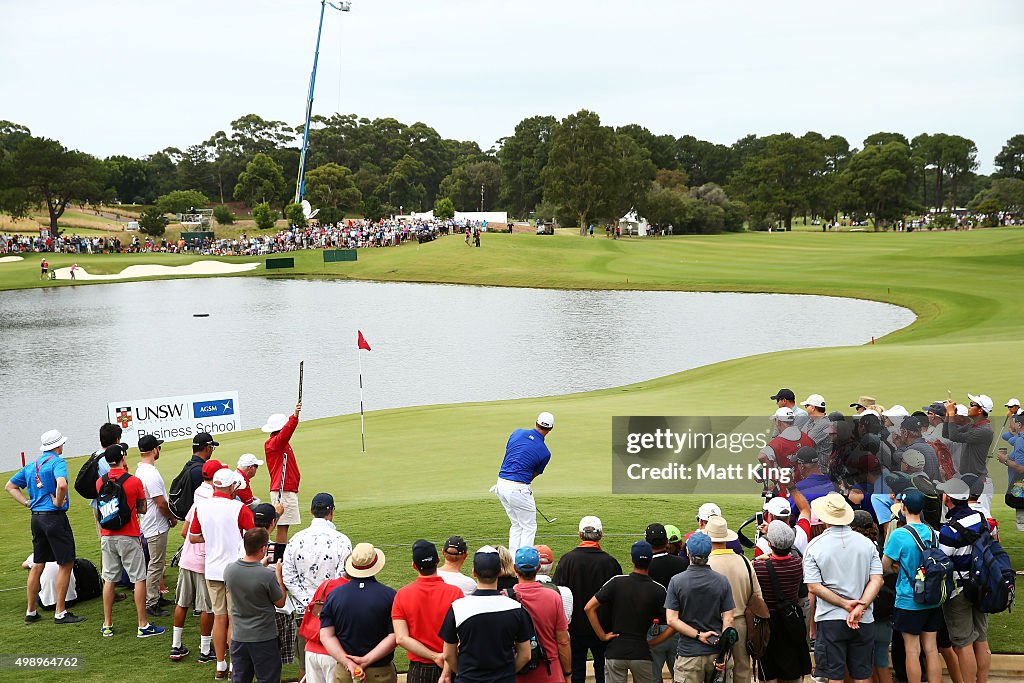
top-left (494, 479), bottom-right (537, 550)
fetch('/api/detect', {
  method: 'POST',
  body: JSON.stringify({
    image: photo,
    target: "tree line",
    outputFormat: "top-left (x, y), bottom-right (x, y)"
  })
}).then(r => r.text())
top-left (1, 114), bottom-right (1022, 235)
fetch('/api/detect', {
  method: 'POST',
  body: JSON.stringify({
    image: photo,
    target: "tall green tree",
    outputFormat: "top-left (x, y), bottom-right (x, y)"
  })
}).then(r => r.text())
top-left (0, 137), bottom-right (107, 235)
top-left (727, 133), bottom-right (827, 229)
top-left (104, 155), bottom-right (149, 204)
top-left (439, 160), bottom-right (502, 211)
top-left (543, 110), bottom-right (653, 234)
top-left (304, 163), bottom-right (362, 214)
top-left (156, 189), bottom-right (208, 215)
top-left (384, 154), bottom-right (427, 212)
top-left (233, 153), bottom-right (286, 207)
top-left (994, 134), bottom-right (1024, 180)
top-left (497, 115), bottom-right (557, 217)
top-left (840, 142), bottom-right (917, 231)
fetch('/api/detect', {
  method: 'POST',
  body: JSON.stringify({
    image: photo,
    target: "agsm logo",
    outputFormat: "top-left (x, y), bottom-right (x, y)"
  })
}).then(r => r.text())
top-left (193, 398), bottom-right (235, 418)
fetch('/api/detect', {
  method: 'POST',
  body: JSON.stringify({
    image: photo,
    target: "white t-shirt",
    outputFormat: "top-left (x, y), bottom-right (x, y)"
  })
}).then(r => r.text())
top-left (135, 461), bottom-right (170, 538)
top-left (438, 568), bottom-right (477, 596)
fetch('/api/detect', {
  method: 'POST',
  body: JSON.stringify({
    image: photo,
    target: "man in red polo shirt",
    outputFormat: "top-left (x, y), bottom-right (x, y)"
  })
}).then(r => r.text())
top-left (263, 402), bottom-right (302, 552)
top-left (392, 540), bottom-right (465, 683)
top-left (97, 444), bottom-right (165, 638)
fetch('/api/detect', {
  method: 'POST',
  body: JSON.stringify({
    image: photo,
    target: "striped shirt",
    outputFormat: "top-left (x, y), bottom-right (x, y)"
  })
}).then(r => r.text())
top-left (753, 554), bottom-right (803, 610)
top-left (938, 504), bottom-right (986, 587)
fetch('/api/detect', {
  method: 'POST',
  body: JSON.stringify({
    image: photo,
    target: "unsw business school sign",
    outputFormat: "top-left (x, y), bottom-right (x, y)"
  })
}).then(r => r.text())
top-left (107, 391), bottom-right (241, 447)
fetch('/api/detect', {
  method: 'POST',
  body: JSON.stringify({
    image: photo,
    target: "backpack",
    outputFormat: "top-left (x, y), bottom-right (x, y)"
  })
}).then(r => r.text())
top-left (72, 558), bottom-right (102, 602)
top-left (504, 587), bottom-right (551, 675)
top-left (74, 451), bottom-right (105, 499)
top-left (902, 526), bottom-right (955, 606)
top-left (953, 522), bottom-right (1016, 614)
top-left (924, 439), bottom-right (957, 481)
top-left (168, 460), bottom-right (201, 520)
top-left (96, 473), bottom-right (133, 531)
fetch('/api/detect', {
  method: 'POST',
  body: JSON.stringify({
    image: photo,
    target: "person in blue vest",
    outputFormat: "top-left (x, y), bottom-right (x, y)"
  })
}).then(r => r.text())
top-left (5, 429), bottom-right (86, 624)
top-left (492, 412), bottom-right (554, 550)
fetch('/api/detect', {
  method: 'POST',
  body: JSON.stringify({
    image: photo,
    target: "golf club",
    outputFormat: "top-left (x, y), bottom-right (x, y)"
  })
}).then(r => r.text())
top-left (537, 506), bottom-right (557, 524)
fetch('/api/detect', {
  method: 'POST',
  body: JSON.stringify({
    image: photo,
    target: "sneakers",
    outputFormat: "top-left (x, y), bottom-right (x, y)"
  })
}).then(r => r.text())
top-left (146, 606), bottom-right (170, 617)
top-left (25, 613), bottom-right (41, 624)
top-left (54, 612), bottom-right (86, 624)
top-left (214, 670), bottom-right (228, 680)
top-left (157, 596), bottom-right (174, 607)
top-left (169, 646), bottom-right (190, 661)
top-left (137, 623), bottom-right (166, 638)
top-left (101, 625), bottom-right (114, 637)
top-left (197, 651), bottom-right (217, 664)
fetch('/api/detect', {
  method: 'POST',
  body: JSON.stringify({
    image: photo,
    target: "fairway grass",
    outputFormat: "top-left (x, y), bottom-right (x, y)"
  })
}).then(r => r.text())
top-left (2, 229), bottom-right (1024, 678)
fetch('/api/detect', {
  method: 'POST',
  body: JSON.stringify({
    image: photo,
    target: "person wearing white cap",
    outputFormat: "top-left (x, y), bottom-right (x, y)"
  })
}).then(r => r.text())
top-left (997, 413), bottom-right (1024, 531)
top-left (943, 395), bottom-right (995, 508)
top-left (687, 502), bottom-right (744, 555)
top-left (263, 401), bottom-right (303, 552)
top-left (554, 516), bottom-right (622, 683)
top-left (492, 412), bottom-right (555, 551)
top-left (752, 496), bottom-right (812, 558)
top-left (189, 467), bottom-right (256, 676)
top-left (936, 478), bottom-right (990, 683)
top-left (5, 429), bottom-right (84, 625)
top-left (800, 394), bottom-right (833, 471)
top-left (1005, 398), bottom-right (1021, 416)
top-left (235, 453), bottom-right (264, 508)
top-left (758, 407), bottom-right (816, 495)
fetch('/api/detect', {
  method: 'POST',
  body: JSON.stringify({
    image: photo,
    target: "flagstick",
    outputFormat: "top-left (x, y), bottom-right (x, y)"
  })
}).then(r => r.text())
top-left (358, 345), bottom-right (366, 453)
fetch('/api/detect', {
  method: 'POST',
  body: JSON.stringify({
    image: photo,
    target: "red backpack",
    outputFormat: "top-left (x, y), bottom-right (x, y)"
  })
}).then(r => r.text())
top-left (925, 439), bottom-right (957, 481)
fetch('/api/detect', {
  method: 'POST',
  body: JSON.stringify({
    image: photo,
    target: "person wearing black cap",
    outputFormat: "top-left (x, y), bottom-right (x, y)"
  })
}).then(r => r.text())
top-left (282, 493), bottom-right (352, 625)
top-left (392, 540), bottom-right (468, 683)
top-left (440, 546), bottom-right (535, 682)
top-left (788, 446), bottom-right (836, 519)
top-left (438, 535), bottom-right (477, 596)
top-left (646, 523), bottom-right (687, 681)
top-left (135, 434), bottom-right (176, 618)
top-left (169, 432), bottom-right (219, 523)
top-left (770, 389), bottom-right (808, 434)
top-left (585, 541), bottom-right (672, 683)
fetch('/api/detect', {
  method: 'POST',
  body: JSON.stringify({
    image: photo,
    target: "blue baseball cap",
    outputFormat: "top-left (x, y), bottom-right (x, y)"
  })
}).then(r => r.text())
top-left (514, 546), bottom-right (541, 572)
top-left (685, 532), bottom-right (712, 558)
top-left (631, 540), bottom-right (654, 564)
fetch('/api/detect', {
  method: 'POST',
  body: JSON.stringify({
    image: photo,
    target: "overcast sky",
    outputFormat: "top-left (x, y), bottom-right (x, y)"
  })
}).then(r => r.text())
top-left (2, 0), bottom-right (1021, 172)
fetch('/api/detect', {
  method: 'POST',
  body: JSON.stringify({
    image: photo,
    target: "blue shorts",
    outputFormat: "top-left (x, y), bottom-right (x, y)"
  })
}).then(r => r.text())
top-left (872, 622), bottom-right (892, 669)
top-left (893, 606), bottom-right (943, 635)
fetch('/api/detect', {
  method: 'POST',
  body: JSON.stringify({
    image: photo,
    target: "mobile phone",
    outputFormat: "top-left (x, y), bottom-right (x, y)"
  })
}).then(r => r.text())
top-left (756, 512), bottom-right (764, 526)
top-left (706, 634), bottom-right (720, 647)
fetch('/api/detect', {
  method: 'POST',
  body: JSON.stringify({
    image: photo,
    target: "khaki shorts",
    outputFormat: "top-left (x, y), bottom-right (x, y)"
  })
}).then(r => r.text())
top-left (206, 578), bottom-right (232, 616)
top-left (943, 591), bottom-right (988, 647)
top-left (334, 663), bottom-right (397, 683)
top-left (176, 568), bottom-right (212, 612)
top-left (100, 535), bottom-right (147, 583)
top-left (674, 655), bottom-right (719, 683)
top-left (271, 490), bottom-right (301, 526)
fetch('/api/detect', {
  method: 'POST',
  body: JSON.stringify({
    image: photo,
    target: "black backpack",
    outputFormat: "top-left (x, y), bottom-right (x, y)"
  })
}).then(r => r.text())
top-left (74, 451), bottom-right (105, 500)
top-left (72, 558), bottom-right (102, 602)
top-left (168, 461), bottom-right (201, 520)
top-left (96, 473), bottom-right (133, 531)
top-left (504, 587), bottom-right (551, 675)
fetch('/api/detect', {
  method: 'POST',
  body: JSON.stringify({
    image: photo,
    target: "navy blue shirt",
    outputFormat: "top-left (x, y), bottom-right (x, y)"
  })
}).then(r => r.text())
top-left (10, 452), bottom-right (69, 512)
top-left (439, 589), bottom-right (534, 683)
top-left (498, 429), bottom-right (551, 483)
top-left (187, 454), bottom-right (206, 490)
top-left (319, 577), bottom-right (397, 667)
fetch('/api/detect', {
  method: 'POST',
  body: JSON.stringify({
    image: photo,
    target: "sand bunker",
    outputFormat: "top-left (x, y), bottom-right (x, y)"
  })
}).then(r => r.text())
top-left (53, 260), bottom-right (260, 280)
top-left (0, 255), bottom-right (25, 263)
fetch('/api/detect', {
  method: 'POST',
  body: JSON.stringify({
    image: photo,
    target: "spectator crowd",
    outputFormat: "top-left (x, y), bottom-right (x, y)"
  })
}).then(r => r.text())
top-left (6, 387), bottom-right (1022, 683)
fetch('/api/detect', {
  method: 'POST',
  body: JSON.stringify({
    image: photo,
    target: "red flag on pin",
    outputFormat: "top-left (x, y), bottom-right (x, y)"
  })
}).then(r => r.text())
top-left (357, 330), bottom-right (372, 351)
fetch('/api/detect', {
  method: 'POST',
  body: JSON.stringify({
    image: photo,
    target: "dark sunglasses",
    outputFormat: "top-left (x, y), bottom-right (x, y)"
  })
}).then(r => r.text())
top-left (969, 402), bottom-right (980, 408)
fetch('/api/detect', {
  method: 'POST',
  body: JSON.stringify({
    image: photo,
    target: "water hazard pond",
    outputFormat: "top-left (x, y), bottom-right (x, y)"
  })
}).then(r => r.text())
top-left (0, 277), bottom-right (914, 469)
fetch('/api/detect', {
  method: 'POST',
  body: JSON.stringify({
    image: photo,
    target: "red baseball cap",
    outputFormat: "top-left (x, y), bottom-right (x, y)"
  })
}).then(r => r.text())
top-left (202, 459), bottom-right (224, 479)
top-left (534, 544), bottom-right (554, 565)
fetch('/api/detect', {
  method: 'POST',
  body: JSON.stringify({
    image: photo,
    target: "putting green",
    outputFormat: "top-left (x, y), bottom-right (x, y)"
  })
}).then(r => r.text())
top-left (2, 229), bottom-right (1024, 677)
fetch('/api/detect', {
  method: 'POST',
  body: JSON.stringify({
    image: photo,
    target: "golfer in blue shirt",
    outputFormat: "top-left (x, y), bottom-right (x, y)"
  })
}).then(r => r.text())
top-left (492, 412), bottom-right (554, 550)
